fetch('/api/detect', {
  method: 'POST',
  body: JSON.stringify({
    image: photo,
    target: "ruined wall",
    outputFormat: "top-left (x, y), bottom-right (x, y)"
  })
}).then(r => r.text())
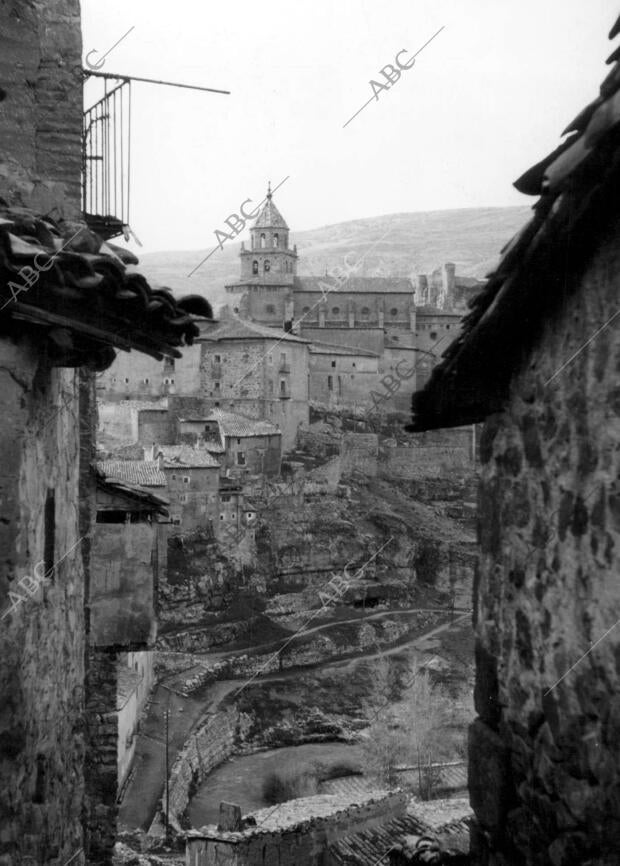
top-left (0, 0), bottom-right (83, 216)
top-left (470, 213), bottom-right (620, 865)
top-left (340, 433), bottom-right (379, 476)
top-left (0, 337), bottom-right (86, 865)
top-left (187, 792), bottom-right (408, 866)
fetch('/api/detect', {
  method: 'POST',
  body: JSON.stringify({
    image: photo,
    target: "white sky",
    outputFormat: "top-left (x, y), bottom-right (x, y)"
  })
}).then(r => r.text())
top-left (81, 0), bottom-right (616, 253)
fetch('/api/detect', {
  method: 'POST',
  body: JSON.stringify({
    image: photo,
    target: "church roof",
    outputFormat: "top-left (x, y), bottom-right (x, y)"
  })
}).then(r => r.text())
top-left (200, 316), bottom-right (308, 344)
top-left (294, 276), bottom-right (413, 294)
top-left (252, 188), bottom-right (289, 230)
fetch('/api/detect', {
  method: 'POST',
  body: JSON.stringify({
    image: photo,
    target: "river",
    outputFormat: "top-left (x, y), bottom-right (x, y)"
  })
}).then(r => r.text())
top-left (187, 741), bottom-right (364, 828)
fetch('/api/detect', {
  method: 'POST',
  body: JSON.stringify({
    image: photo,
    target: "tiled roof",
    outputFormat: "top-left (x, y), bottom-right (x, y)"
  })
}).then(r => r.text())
top-left (329, 800), bottom-right (473, 865)
top-left (252, 189), bottom-right (289, 230)
top-left (0, 208), bottom-right (213, 370)
top-left (295, 276), bottom-right (413, 294)
top-left (94, 473), bottom-right (169, 513)
top-left (201, 315), bottom-right (308, 344)
top-left (95, 460), bottom-right (167, 488)
top-left (409, 15), bottom-right (620, 431)
top-left (206, 409), bottom-right (281, 438)
top-left (158, 446), bottom-right (220, 468)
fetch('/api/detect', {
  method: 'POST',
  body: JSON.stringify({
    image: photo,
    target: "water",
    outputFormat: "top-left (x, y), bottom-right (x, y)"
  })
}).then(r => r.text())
top-left (187, 741), bottom-right (363, 828)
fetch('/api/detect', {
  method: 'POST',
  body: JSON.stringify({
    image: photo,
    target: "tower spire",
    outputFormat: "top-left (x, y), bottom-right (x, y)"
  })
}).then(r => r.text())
top-left (267, 180), bottom-right (272, 200)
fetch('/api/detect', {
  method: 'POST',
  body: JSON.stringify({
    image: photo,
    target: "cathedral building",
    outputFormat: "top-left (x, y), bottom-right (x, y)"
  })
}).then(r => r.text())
top-left (225, 186), bottom-right (484, 400)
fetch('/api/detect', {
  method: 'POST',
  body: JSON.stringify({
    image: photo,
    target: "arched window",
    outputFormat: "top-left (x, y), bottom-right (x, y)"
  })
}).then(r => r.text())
top-left (264, 259), bottom-right (271, 273)
top-left (260, 233), bottom-right (266, 249)
top-left (361, 306), bottom-right (370, 320)
top-left (273, 234), bottom-right (279, 248)
top-left (390, 307), bottom-right (398, 317)
top-left (252, 260), bottom-right (258, 275)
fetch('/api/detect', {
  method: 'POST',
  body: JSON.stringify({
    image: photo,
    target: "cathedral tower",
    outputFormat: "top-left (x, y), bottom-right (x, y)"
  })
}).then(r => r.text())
top-left (239, 183), bottom-right (298, 284)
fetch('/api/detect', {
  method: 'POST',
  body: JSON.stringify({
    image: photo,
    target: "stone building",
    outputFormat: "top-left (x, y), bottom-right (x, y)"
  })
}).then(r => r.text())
top-left (225, 187), bottom-right (482, 396)
top-left (195, 316), bottom-right (309, 450)
top-left (153, 444), bottom-right (221, 530)
top-left (409, 16), bottom-right (620, 865)
top-left (308, 340), bottom-right (380, 407)
top-left (0, 4), bottom-right (212, 861)
top-left (202, 409), bottom-right (282, 477)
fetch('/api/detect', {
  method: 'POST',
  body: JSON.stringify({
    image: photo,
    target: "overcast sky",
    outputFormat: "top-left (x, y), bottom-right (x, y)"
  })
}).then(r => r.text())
top-left (81, 0), bottom-right (615, 253)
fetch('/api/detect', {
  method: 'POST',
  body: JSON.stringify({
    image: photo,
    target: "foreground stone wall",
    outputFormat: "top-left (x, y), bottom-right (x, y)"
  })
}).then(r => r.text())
top-left (0, 0), bottom-right (82, 216)
top-left (470, 214), bottom-right (620, 864)
top-left (0, 338), bottom-right (86, 865)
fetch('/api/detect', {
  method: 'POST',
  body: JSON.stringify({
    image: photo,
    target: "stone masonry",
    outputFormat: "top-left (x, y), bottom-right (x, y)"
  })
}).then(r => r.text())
top-left (470, 212), bottom-right (620, 864)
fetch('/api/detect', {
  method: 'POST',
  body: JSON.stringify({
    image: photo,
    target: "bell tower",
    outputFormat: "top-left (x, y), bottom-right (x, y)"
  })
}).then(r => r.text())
top-left (239, 182), bottom-right (298, 284)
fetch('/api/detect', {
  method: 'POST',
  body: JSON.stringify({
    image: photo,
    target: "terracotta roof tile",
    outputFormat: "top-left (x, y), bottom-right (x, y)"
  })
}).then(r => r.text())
top-left (0, 208), bottom-right (213, 370)
top-left (206, 409), bottom-right (281, 438)
top-left (95, 460), bottom-right (167, 488)
top-left (158, 446), bottom-right (220, 468)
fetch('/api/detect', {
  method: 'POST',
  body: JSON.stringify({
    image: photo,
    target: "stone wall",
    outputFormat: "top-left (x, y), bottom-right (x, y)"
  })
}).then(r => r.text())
top-left (186, 792), bottom-right (408, 866)
top-left (0, 0), bottom-right (83, 216)
top-left (470, 213), bottom-right (620, 864)
top-left (84, 651), bottom-right (118, 865)
top-left (0, 337), bottom-right (86, 865)
top-left (163, 707), bottom-right (246, 832)
top-left (340, 433), bottom-right (379, 476)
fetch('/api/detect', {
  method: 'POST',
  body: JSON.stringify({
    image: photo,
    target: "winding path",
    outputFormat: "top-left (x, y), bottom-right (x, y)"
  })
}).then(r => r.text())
top-left (118, 609), bottom-right (471, 830)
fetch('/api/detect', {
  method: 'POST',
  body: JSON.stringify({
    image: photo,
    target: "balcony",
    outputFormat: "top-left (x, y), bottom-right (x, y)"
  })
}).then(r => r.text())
top-left (279, 391), bottom-right (291, 400)
top-left (279, 362), bottom-right (291, 373)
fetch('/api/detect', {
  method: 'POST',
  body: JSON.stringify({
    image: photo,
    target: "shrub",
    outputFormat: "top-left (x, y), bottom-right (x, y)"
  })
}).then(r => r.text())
top-left (262, 768), bottom-right (318, 805)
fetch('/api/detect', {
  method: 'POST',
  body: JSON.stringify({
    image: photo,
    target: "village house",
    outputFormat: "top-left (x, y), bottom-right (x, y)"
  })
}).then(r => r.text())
top-left (202, 409), bottom-right (282, 477)
top-left (151, 444), bottom-right (221, 530)
top-left (409, 15), bottom-right (620, 866)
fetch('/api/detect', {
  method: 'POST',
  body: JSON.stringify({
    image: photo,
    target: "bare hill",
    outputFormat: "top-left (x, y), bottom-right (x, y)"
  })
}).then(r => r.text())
top-left (135, 206), bottom-right (530, 311)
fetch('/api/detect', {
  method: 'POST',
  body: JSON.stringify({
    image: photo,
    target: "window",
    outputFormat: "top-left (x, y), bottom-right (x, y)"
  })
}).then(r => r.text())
top-left (231, 512), bottom-right (237, 518)
top-left (221, 494), bottom-right (231, 503)
top-left (265, 304), bottom-right (275, 314)
top-left (361, 307), bottom-right (370, 319)
top-left (143, 378), bottom-right (149, 384)
top-left (331, 360), bottom-right (336, 368)
top-left (171, 474), bottom-right (176, 480)
top-left (214, 355), bottom-right (221, 363)
top-left (220, 514), bottom-right (225, 521)
top-left (237, 452), bottom-right (246, 465)
top-left (179, 494), bottom-right (188, 503)
top-left (332, 306), bottom-right (340, 315)
top-left (302, 306), bottom-right (310, 314)
top-left (352, 362), bottom-right (356, 368)
top-left (328, 375), bottom-right (333, 391)
top-left (172, 517), bottom-right (181, 525)
top-left (280, 352), bottom-right (286, 364)
top-left (252, 260), bottom-right (258, 274)
top-left (430, 331), bottom-right (438, 340)
top-left (124, 377), bottom-right (129, 383)
top-left (183, 476), bottom-right (190, 484)
top-left (214, 382), bottom-right (220, 391)
top-left (273, 233), bottom-right (279, 248)
top-left (237, 438), bottom-right (241, 444)
top-left (390, 307), bottom-right (398, 316)
top-left (280, 380), bottom-right (286, 395)
top-left (44, 491), bottom-right (55, 582)
top-left (264, 259), bottom-right (271, 273)
top-left (260, 233), bottom-right (266, 248)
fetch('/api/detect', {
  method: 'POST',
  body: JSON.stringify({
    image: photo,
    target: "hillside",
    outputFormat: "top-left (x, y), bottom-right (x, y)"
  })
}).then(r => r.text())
top-left (134, 206), bottom-right (531, 312)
